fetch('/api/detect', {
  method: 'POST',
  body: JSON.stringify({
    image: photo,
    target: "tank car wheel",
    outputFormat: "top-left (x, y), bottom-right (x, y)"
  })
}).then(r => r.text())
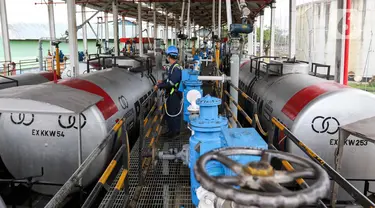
top-left (194, 147), bottom-right (330, 208)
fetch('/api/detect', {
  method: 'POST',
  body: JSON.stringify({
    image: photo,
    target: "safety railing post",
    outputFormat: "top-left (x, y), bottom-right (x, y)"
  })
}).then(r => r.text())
top-left (122, 121), bottom-right (130, 196)
top-left (138, 104), bottom-right (144, 185)
top-left (251, 102), bottom-right (257, 128)
top-left (267, 120), bottom-right (275, 147)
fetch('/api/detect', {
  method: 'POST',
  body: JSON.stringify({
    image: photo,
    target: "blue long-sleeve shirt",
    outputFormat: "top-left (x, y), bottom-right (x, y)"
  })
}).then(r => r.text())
top-left (157, 62), bottom-right (182, 93)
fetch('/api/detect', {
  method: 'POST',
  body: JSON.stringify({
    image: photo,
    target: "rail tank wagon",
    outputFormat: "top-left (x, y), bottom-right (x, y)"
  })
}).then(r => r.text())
top-left (0, 71), bottom-right (57, 89)
top-left (238, 60), bottom-right (375, 200)
top-left (0, 64), bottom-right (162, 195)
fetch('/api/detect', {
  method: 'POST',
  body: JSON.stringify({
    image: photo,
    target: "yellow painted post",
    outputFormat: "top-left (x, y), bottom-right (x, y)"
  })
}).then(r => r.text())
top-left (215, 42), bottom-right (220, 69)
top-left (192, 40), bottom-right (196, 56)
top-left (55, 46), bottom-right (61, 77)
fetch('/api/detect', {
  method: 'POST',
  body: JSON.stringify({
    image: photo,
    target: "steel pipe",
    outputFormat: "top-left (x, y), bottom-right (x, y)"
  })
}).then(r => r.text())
top-left (288, 0), bottom-right (296, 58)
top-left (105, 12), bottom-right (109, 51)
top-left (212, 0), bottom-right (215, 34)
top-left (0, 0), bottom-right (11, 65)
top-left (343, 0), bottom-right (351, 85)
top-left (67, 0), bottom-right (79, 77)
top-left (198, 75), bottom-right (230, 82)
top-left (180, 1), bottom-right (185, 33)
top-left (218, 0), bottom-right (221, 38)
top-left (253, 19), bottom-right (257, 56)
top-left (81, 5), bottom-right (88, 57)
top-left (260, 14), bottom-right (264, 56)
top-left (225, 0), bottom-right (232, 32)
top-left (113, 0), bottom-right (119, 56)
top-left (122, 15), bottom-right (126, 38)
top-left (48, 0), bottom-right (56, 53)
top-left (270, 3), bottom-right (275, 56)
top-left (138, 2), bottom-right (143, 56)
top-left (165, 9), bottom-right (168, 48)
top-left (153, 3), bottom-right (157, 53)
top-left (187, 0), bottom-right (191, 39)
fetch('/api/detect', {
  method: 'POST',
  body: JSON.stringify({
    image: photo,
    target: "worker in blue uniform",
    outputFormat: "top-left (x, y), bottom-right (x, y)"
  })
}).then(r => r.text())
top-left (154, 46), bottom-right (182, 138)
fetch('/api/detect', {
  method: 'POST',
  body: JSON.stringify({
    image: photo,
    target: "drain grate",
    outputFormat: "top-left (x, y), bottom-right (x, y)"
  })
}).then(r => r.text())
top-left (99, 129), bottom-right (193, 208)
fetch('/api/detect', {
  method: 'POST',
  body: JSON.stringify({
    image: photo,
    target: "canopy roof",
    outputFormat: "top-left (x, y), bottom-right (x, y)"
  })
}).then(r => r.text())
top-left (75, 0), bottom-right (273, 27)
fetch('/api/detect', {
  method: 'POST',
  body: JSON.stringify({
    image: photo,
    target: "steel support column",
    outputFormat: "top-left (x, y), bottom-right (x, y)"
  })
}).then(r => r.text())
top-left (0, 0), bottom-right (11, 68)
top-left (225, 0), bottom-right (232, 32)
top-left (180, 1), bottom-right (185, 33)
top-left (81, 5), bottom-right (88, 57)
top-left (270, 3), bottom-right (275, 56)
top-left (105, 12), bottom-right (109, 52)
top-left (48, 0), bottom-right (56, 53)
top-left (247, 33), bottom-right (253, 56)
top-left (230, 40), bottom-right (240, 128)
top-left (138, 2), bottom-right (143, 56)
top-left (335, 0), bottom-right (345, 83)
top-left (122, 15), bottom-right (126, 38)
top-left (187, 0), bottom-right (191, 39)
top-left (343, 0), bottom-right (351, 85)
top-left (218, 0), bottom-right (221, 39)
top-left (253, 19), bottom-right (257, 56)
top-left (212, 0), bottom-right (215, 35)
top-left (174, 20), bottom-right (178, 46)
top-left (165, 9), bottom-right (168, 48)
top-left (288, 0), bottom-right (296, 58)
top-left (67, 0), bottom-right (79, 77)
top-left (260, 13), bottom-right (264, 56)
top-left (153, 3), bottom-right (157, 53)
top-left (113, 0), bottom-right (119, 56)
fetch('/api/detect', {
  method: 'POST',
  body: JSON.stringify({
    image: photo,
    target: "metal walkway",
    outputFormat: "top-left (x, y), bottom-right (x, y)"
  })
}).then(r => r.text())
top-left (99, 130), bottom-right (193, 208)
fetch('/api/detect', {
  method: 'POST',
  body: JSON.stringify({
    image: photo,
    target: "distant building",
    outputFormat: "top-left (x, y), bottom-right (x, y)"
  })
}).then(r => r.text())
top-left (296, 0), bottom-right (375, 80)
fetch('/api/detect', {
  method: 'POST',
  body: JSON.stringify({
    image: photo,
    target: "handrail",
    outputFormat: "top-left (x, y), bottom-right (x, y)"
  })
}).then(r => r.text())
top-left (311, 62), bottom-right (331, 80)
top-left (268, 144), bottom-right (328, 208)
top-left (0, 75), bottom-right (19, 86)
top-left (223, 102), bottom-right (242, 128)
top-left (224, 90), bottom-right (253, 125)
top-left (270, 117), bottom-right (375, 208)
top-left (44, 118), bottom-right (126, 208)
top-left (82, 145), bottom-right (127, 208)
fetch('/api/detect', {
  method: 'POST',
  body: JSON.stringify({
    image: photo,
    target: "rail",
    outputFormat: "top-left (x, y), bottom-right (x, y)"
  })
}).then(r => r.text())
top-left (44, 117), bottom-right (128, 208)
top-left (311, 63), bottom-right (332, 80)
top-left (223, 102), bottom-right (242, 128)
top-left (223, 81), bottom-right (268, 136)
top-left (249, 56), bottom-right (332, 80)
top-left (0, 75), bottom-right (19, 87)
top-left (127, 90), bottom-right (165, 207)
top-left (83, 89), bottom-right (163, 208)
top-left (0, 59), bottom-right (48, 75)
top-left (269, 117), bottom-right (375, 208)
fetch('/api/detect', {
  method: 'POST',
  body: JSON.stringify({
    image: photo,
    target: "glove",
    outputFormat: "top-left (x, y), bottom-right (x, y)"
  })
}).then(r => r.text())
top-left (154, 85), bottom-right (158, 91)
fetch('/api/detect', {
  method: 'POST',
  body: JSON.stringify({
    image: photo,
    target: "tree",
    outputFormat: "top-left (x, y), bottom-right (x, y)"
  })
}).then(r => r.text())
top-left (255, 26), bottom-right (288, 56)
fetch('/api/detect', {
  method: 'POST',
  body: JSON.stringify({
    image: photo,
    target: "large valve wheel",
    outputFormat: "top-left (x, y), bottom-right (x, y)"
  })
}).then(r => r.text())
top-left (194, 147), bottom-right (330, 207)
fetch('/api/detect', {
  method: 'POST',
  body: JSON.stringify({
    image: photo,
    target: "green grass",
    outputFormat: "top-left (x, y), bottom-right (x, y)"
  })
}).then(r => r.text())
top-left (349, 82), bottom-right (375, 93)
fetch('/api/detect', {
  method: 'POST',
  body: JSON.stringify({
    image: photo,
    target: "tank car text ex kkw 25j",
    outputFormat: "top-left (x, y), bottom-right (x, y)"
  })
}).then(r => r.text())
top-left (238, 60), bottom-right (375, 200)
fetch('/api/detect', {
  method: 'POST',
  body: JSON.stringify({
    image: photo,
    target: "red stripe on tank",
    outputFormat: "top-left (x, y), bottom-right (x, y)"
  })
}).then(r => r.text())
top-left (281, 82), bottom-right (348, 121)
top-left (240, 60), bottom-right (251, 69)
top-left (59, 79), bottom-right (118, 120)
top-left (39, 71), bottom-right (61, 81)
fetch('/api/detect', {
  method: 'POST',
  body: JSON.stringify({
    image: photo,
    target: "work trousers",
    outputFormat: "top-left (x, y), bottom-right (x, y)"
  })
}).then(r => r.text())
top-left (165, 92), bottom-right (182, 133)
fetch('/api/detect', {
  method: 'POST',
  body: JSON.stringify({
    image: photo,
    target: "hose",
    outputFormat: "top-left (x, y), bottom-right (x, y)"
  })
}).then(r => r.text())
top-left (254, 114), bottom-right (268, 136)
top-left (163, 94), bottom-right (184, 118)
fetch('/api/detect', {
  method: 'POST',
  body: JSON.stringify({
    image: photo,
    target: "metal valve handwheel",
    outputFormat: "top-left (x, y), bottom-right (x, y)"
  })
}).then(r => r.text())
top-left (194, 147), bottom-right (330, 207)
